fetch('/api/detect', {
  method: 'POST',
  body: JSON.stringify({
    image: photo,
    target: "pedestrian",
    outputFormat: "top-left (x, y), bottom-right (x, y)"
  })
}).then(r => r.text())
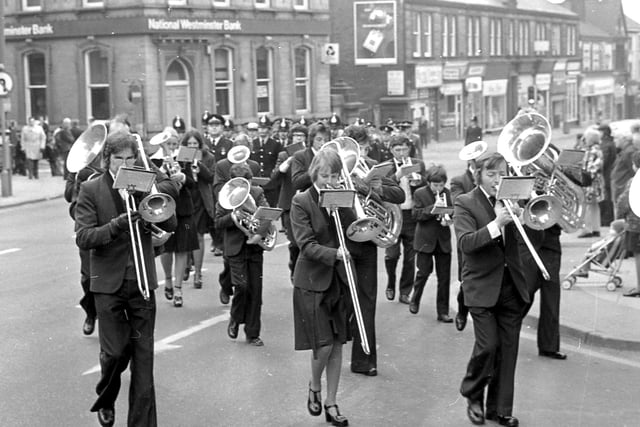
top-left (578, 127), bottom-right (604, 238)
top-left (290, 148), bottom-right (352, 427)
top-left (20, 117), bottom-right (47, 179)
top-left (454, 152), bottom-right (529, 427)
top-left (10, 120), bottom-right (27, 176)
top-left (410, 164), bottom-right (454, 322)
top-left (54, 117), bottom-right (75, 179)
top-left (616, 150), bottom-right (640, 298)
top-left (75, 130), bottom-right (177, 427)
top-left (597, 124), bottom-right (616, 225)
top-left (464, 116), bottom-right (483, 146)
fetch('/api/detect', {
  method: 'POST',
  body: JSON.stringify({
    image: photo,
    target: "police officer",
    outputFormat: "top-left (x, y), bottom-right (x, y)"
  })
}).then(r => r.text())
top-left (250, 115), bottom-right (282, 208)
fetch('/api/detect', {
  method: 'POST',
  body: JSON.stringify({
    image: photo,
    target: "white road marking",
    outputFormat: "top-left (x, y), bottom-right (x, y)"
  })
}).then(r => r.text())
top-left (0, 248), bottom-right (21, 255)
top-left (82, 311), bottom-right (229, 375)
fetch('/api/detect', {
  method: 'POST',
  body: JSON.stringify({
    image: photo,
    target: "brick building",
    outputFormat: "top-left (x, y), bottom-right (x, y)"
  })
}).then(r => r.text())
top-left (2, 0), bottom-right (332, 134)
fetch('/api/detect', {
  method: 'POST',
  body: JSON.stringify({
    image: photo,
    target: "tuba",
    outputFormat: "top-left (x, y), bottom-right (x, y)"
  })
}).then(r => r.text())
top-left (497, 112), bottom-right (585, 232)
top-left (321, 137), bottom-right (402, 247)
top-left (218, 177), bottom-right (279, 251)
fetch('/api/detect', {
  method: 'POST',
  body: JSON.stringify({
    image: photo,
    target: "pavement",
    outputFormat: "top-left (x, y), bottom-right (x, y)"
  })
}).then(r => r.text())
top-left (2, 133), bottom-right (640, 352)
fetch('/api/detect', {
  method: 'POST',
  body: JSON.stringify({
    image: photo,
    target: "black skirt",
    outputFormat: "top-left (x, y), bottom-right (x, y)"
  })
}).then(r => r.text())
top-left (293, 272), bottom-right (350, 354)
top-left (163, 215), bottom-right (199, 253)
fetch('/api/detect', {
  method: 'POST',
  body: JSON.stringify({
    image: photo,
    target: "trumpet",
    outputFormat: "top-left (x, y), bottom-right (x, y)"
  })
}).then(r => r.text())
top-left (191, 158), bottom-right (199, 182)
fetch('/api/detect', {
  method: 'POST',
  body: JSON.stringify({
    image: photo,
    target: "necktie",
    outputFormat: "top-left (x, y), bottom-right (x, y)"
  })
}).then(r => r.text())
top-left (489, 196), bottom-right (496, 207)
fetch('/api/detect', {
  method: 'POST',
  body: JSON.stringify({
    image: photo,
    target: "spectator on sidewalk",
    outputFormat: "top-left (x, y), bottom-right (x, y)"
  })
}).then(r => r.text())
top-left (611, 126), bottom-right (640, 214)
top-left (598, 124), bottom-right (616, 226)
top-left (616, 151), bottom-right (640, 298)
top-left (21, 117), bottom-right (47, 179)
top-left (54, 118), bottom-right (75, 179)
top-left (464, 116), bottom-right (482, 146)
top-left (10, 120), bottom-right (27, 176)
top-left (578, 128), bottom-right (604, 238)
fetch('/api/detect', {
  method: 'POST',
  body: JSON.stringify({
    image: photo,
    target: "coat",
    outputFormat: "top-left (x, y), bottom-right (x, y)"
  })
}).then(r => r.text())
top-left (412, 186), bottom-right (452, 253)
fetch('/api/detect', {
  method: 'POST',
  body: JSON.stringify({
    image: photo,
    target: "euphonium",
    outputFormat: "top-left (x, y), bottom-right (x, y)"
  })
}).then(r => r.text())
top-left (497, 112), bottom-right (585, 232)
top-left (218, 177), bottom-right (278, 251)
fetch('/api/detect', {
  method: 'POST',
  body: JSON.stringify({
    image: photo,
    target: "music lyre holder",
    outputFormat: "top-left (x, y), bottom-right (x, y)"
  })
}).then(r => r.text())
top-left (319, 189), bottom-right (356, 210)
top-left (176, 146), bottom-right (198, 163)
top-left (496, 176), bottom-right (536, 201)
top-left (113, 167), bottom-right (156, 193)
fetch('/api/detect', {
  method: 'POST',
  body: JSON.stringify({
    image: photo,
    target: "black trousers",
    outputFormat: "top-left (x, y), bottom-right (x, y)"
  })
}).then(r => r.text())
top-left (350, 244), bottom-right (378, 372)
top-left (219, 257), bottom-right (234, 297)
top-left (412, 243), bottom-right (451, 316)
top-left (523, 247), bottom-right (562, 353)
top-left (460, 270), bottom-right (525, 417)
top-left (384, 210), bottom-right (416, 297)
top-left (91, 280), bottom-right (157, 427)
top-left (79, 248), bottom-right (96, 319)
top-left (228, 247), bottom-right (264, 339)
top-left (282, 210), bottom-right (299, 277)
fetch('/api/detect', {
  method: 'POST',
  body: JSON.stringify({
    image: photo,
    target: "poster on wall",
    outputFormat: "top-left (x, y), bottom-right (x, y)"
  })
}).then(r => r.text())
top-left (353, 1), bottom-right (397, 65)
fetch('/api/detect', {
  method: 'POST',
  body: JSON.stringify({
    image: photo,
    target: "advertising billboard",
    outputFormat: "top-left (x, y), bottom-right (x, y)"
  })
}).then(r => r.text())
top-left (353, 1), bottom-right (397, 65)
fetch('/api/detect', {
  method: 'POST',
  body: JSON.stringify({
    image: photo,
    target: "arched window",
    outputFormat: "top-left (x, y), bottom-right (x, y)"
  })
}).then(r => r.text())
top-left (165, 59), bottom-right (191, 126)
top-left (24, 52), bottom-right (47, 120)
top-left (294, 47), bottom-right (310, 113)
top-left (85, 50), bottom-right (110, 120)
top-left (214, 48), bottom-right (234, 117)
top-left (255, 47), bottom-right (273, 114)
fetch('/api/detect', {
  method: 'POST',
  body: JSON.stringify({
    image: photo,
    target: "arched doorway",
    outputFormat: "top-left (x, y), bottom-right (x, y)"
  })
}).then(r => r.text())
top-left (164, 59), bottom-right (191, 128)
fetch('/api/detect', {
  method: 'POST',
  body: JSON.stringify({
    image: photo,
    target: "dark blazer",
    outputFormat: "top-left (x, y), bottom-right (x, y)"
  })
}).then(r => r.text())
top-left (214, 185), bottom-right (267, 257)
top-left (212, 158), bottom-right (261, 198)
top-left (291, 186), bottom-right (355, 292)
top-left (190, 149), bottom-right (216, 219)
top-left (271, 150), bottom-right (296, 210)
top-left (453, 187), bottom-right (530, 307)
top-left (450, 170), bottom-right (475, 201)
top-left (207, 135), bottom-right (234, 162)
top-left (291, 147), bottom-right (315, 192)
top-left (412, 186), bottom-right (452, 253)
top-left (75, 173), bottom-right (177, 294)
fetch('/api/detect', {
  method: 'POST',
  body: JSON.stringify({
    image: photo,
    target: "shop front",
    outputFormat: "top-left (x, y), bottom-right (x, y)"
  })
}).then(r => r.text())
top-left (439, 61), bottom-right (467, 140)
top-left (580, 75), bottom-right (615, 124)
top-left (483, 79), bottom-right (508, 131)
top-left (550, 60), bottom-right (567, 129)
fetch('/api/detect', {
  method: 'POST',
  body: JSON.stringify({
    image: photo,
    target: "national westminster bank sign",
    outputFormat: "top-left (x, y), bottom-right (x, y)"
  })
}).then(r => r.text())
top-left (3, 16), bottom-right (326, 39)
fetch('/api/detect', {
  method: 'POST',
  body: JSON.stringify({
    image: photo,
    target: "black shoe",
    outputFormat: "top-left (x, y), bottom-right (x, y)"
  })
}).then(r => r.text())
top-left (385, 288), bottom-right (395, 301)
top-left (486, 413), bottom-right (519, 427)
top-left (164, 286), bottom-right (174, 301)
top-left (466, 399), bottom-right (485, 425)
top-left (173, 295), bottom-right (183, 307)
top-left (398, 294), bottom-right (410, 304)
top-left (307, 383), bottom-right (322, 416)
top-left (247, 337), bottom-right (264, 346)
top-left (82, 316), bottom-right (96, 335)
top-left (324, 404), bottom-right (349, 427)
top-left (213, 248), bottom-right (223, 257)
top-left (219, 289), bottom-right (230, 305)
top-left (538, 350), bottom-right (567, 360)
top-left (351, 367), bottom-right (377, 377)
top-left (437, 314), bottom-right (453, 323)
top-left (97, 407), bottom-right (115, 427)
top-left (409, 301), bottom-right (419, 314)
top-left (227, 320), bottom-right (239, 339)
top-left (455, 314), bottom-right (467, 331)
top-left (182, 267), bottom-right (191, 281)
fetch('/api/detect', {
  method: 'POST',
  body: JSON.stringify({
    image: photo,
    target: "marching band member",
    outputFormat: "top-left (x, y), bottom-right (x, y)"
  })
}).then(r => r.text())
top-left (343, 125), bottom-right (405, 377)
top-left (213, 134), bottom-right (261, 305)
top-left (182, 130), bottom-right (216, 290)
top-left (75, 131), bottom-right (177, 427)
top-left (410, 164), bottom-right (454, 322)
top-left (271, 123), bottom-right (309, 279)
top-left (384, 135), bottom-right (426, 304)
top-left (215, 163), bottom-right (268, 346)
top-left (290, 149), bottom-right (354, 427)
top-left (454, 152), bottom-right (529, 427)
top-left (291, 121), bottom-right (331, 192)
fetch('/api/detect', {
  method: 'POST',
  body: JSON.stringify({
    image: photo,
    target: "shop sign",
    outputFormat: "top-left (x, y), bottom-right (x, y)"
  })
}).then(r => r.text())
top-left (415, 64), bottom-right (442, 88)
top-left (387, 70), bottom-right (405, 96)
top-left (354, 1), bottom-right (398, 65)
top-left (465, 76), bottom-right (483, 93)
top-left (442, 61), bottom-right (468, 80)
top-left (483, 79), bottom-right (508, 96)
top-left (321, 43), bottom-right (339, 65)
top-left (566, 60), bottom-right (582, 76)
top-left (535, 73), bottom-right (551, 91)
top-left (148, 18), bottom-right (242, 31)
top-left (579, 77), bottom-right (615, 96)
top-left (467, 64), bottom-right (485, 77)
top-left (441, 82), bottom-right (463, 96)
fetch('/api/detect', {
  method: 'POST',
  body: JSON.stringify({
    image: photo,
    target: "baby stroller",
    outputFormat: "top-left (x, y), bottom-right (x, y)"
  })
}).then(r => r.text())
top-left (562, 219), bottom-right (628, 292)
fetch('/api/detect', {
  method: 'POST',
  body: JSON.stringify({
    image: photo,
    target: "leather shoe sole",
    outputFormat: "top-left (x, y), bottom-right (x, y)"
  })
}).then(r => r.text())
top-left (538, 350), bottom-right (567, 360)
top-left (409, 302), bottom-right (419, 314)
top-left (486, 413), bottom-right (519, 427)
top-left (455, 314), bottom-right (467, 331)
top-left (97, 407), bottom-right (115, 427)
top-left (466, 399), bottom-right (485, 425)
top-left (227, 320), bottom-right (239, 339)
top-left (219, 289), bottom-right (230, 305)
top-left (83, 316), bottom-right (96, 335)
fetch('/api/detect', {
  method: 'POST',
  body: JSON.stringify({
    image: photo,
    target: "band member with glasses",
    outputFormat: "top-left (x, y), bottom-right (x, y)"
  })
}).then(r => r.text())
top-left (75, 131), bottom-right (177, 427)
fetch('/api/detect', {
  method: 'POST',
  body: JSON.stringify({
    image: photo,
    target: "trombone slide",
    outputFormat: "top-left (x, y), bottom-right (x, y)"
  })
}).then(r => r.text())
top-left (331, 208), bottom-right (370, 355)
top-left (125, 195), bottom-right (151, 300)
top-left (502, 199), bottom-right (550, 281)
